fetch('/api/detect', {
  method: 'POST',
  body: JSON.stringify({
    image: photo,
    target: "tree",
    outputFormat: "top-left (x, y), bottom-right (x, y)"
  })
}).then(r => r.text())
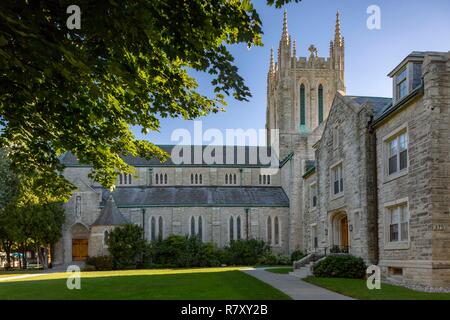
top-left (107, 224), bottom-right (147, 269)
top-left (15, 202), bottom-right (65, 269)
top-left (0, 150), bottom-right (21, 268)
top-left (0, 0), bottom-right (300, 192)
top-left (0, 150), bottom-right (66, 269)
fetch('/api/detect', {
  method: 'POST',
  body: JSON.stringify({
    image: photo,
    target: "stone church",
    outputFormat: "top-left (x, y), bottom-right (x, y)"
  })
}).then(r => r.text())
top-left (54, 12), bottom-right (450, 290)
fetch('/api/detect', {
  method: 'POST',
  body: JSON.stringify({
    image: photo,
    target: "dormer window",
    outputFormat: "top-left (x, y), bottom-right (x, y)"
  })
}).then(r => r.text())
top-left (389, 53), bottom-right (424, 104)
top-left (396, 67), bottom-right (408, 100)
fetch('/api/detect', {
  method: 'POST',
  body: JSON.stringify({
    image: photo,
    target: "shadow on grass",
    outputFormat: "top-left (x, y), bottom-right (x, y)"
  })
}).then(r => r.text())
top-left (0, 270), bottom-right (291, 300)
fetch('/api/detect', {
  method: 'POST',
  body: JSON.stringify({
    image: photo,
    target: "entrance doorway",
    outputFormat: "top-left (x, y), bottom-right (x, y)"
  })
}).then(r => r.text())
top-left (72, 239), bottom-right (88, 261)
top-left (340, 216), bottom-right (349, 248)
top-left (70, 223), bottom-right (89, 262)
top-left (330, 212), bottom-right (349, 252)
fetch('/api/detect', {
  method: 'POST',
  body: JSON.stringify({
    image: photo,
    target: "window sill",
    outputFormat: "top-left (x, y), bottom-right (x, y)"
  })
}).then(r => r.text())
top-left (384, 241), bottom-right (410, 250)
top-left (384, 169), bottom-right (408, 184)
top-left (331, 192), bottom-right (344, 201)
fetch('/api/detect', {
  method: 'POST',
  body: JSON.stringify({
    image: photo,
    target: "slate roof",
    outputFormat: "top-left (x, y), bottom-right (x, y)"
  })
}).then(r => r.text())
top-left (92, 195), bottom-right (129, 226)
top-left (60, 145), bottom-right (273, 167)
top-left (345, 96), bottom-right (393, 119)
top-left (94, 186), bottom-right (290, 208)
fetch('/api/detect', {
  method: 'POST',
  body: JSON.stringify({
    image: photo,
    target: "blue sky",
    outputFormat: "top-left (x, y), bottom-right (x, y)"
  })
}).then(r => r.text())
top-left (134, 0), bottom-right (450, 146)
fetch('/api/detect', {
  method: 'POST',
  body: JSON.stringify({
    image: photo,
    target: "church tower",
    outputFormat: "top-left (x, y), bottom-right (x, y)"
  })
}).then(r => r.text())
top-left (266, 10), bottom-right (346, 159)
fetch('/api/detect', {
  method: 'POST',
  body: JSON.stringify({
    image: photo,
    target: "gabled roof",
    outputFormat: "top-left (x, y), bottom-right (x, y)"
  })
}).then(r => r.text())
top-left (92, 195), bottom-right (129, 226)
top-left (60, 145), bottom-right (273, 168)
top-left (344, 96), bottom-right (393, 119)
top-left (95, 186), bottom-right (290, 208)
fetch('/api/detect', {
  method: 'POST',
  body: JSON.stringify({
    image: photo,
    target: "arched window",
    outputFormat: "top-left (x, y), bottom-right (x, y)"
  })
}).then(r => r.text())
top-left (191, 174), bottom-right (194, 184)
top-left (263, 175), bottom-right (266, 185)
top-left (164, 173), bottom-right (167, 184)
top-left (229, 216), bottom-right (234, 241)
top-left (155, 173), bottom-right (159, 184)
top-left (128, 174), bottom-right (132, 184)
top-left (225, 174), bottom-right (228, 184)
top-left (124, 173), bottom-right (127, 184)
top-left (233, 174), bottom-right (237, 184)
top-left (151, 216), bottom-right (156, 241)
top-left (267, 217), bottom-right (272, 244)
top-left (190, 216), bottom-right (195, 236)
top-left (259, 175), bottom-right (262, 184)
top-left (119, 174), bottom-right (123, 184)
top-left (318, 84), bottom-right (324, 124)
top-left (300, 84), bottom-right (306, 126)
top-left (195, 174), bottom-right (198, 184)
top-left (267, 175), bottom-right (271, 185)
top-left (236, 216), bottom-right (241, 240)
top-left (104, 230), bottom-right (109, 246)
top-left (274, 217), bottom-right (279, 245)
top-left (199, 174), bottom-right (202, 184)
top-left (198, 216), bottom-right (203, 241)
top-left (158, 216), bottom-right (163, 240)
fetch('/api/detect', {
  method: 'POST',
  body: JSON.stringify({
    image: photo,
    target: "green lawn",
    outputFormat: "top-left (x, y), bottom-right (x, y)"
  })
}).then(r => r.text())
top-left (265, 267), bottom-right (293, 274)
top-left (304, 277), bottom-right (450, 300)
top-left (0, 267), bottom-right (291, 300)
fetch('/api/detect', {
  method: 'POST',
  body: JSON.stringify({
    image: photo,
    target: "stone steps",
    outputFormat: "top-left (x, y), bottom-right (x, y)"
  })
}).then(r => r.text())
top-left (289, 263), bottom-right (313, 279)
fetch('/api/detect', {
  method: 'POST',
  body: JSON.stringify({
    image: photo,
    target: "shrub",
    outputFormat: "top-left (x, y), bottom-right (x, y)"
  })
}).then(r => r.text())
top-left (85, 255), bottom-right (113, 271)
top-left (83, 264), bottom-right (96, 272)
top-left (312, 255), bottom-right (367, 279)
top-left (257, 252), bottom-right (278, 266)
top-left (224, 239), bottom-right (270, 266)
top-left (106, 224), bottom-right (147, 269)
top-left (276, 254), bottom-right (291, 265)
top-left (290, 250), bottom-right (305, 263)
top-left (152, 235), bottom-right (221, 268)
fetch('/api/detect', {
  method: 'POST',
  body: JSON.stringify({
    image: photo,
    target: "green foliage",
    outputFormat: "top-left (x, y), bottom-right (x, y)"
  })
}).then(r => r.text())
top-left (0, 1), bottom-right (299, 189)
top-left (224, 239), bottom-right (271, 266)
top-left (0, 151), bottom-right (65, 268)
top-left (312, 255), bottom-right (367, 279)
top-left (85, 255), bottom-right (113, 271)
top-left (258, 252), bottom-right (291, 266)
top-left (290, 250), bottom-right (305, 262)
top-left (151, 235), bottom-right (221, 268)
top-left (106, 224), bottom-right (147, 269)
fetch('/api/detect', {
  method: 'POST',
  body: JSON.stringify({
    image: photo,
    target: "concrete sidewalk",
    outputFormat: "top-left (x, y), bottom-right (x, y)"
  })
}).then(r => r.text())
top-left (243, 269), bottom-right (353, 300)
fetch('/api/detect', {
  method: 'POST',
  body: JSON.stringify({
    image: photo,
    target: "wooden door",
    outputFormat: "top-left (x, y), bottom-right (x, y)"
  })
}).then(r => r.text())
top-left (340, 217), bottom-right (349, 248)
top-left (72, 239), bottom-right (88, 261)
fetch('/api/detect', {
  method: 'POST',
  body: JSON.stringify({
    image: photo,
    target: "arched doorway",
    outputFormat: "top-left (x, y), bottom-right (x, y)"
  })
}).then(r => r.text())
top-left (70, 223), bottom-right (89, 261)
top-left (330, 212), bottom-right (349, 251)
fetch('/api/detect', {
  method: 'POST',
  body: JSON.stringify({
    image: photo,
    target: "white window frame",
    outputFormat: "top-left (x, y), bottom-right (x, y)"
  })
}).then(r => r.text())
top-left (396, 67), bottom-right (408, 101)
top-left (383, 125), bottom-right (409, 182)
top-left (384, 198), bottom-right (410, 250)
top-left (330, 161), bottom-right (344, 198)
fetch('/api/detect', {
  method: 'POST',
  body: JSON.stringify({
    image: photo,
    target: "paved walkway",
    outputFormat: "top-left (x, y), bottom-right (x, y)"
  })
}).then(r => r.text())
top-left (243, 269), bottom-right (353, 300)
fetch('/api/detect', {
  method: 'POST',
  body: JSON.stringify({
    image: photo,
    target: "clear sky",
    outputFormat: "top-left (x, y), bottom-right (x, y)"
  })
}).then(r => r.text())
top-left (133, 0), bottom-right (450, 146)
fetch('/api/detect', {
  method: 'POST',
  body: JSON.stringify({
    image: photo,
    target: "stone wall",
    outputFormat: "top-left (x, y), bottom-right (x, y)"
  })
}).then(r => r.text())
top-left (375, 52), bottom-right (450, 289)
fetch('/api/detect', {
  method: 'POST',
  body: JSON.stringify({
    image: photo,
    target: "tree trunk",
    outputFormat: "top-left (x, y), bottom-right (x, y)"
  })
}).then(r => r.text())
top-left (3, 241), bottom-right (12, 270)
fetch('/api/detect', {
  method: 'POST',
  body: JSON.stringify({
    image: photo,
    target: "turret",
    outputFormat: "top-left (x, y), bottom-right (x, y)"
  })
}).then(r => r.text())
top-left (331, 11), bottom-right (345, 93)
top-left (278, 10), bottom-right (291, 71)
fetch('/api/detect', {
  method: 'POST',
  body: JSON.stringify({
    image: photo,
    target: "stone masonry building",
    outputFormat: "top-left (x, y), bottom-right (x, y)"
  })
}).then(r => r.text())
top-left (55, 12), bottom-right (450, 290)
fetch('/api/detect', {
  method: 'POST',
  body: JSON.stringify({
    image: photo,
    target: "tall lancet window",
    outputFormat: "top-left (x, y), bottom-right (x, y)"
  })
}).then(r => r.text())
top-left (300, 84), bottom-right (306, 127)
top-left (318, 84), bottom-right (324, 124)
